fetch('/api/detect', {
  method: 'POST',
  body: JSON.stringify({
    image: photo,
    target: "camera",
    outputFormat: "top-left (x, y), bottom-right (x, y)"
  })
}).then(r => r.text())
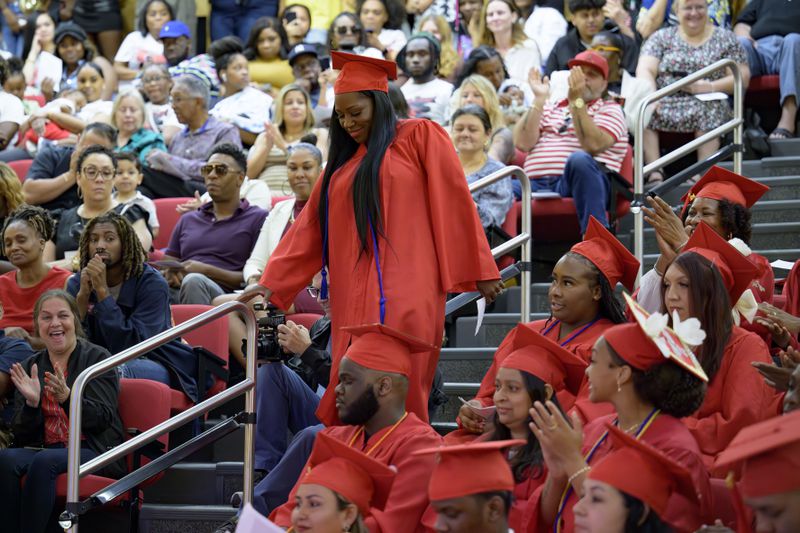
top-left (243, 302), bottom-right (287, 362)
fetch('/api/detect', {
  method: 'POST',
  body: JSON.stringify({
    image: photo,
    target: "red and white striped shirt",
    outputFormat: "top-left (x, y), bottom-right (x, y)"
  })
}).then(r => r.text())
top-left (523, 98), bottom-right (628, 180)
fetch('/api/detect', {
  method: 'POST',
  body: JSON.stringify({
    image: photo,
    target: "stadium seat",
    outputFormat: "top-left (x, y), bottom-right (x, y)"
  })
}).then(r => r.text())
top-left (8, 159), bottom-right (33, 182)
top-left (50, 379), bottom-right (172, 523)
top-left (287, 313), bottom-right (323, 330)
top-left (746, 75), bottom-right (780, 105)
top-left (170, 304), bottom-right (229, 410)
top-left (152, 197), bottom-right (192, 250)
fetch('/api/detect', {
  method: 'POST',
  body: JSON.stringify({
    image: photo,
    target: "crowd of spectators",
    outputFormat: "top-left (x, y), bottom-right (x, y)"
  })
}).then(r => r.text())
top-left (0, 0), bottom-right (798, 532)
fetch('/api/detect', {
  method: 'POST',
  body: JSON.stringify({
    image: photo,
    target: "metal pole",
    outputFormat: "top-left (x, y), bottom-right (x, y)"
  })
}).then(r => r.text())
top-left (732, 62), bottom-right (743, 175)
top-left (517, 168), bottom-right (532, 324)
top-left (241, 303), bottom-right (257, 507)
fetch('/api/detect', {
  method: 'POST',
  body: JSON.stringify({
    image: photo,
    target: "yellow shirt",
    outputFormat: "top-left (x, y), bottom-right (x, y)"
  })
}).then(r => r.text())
top-left (249, 59), bottom-right (295, 89)
top-left (290, 0), bottom-right (349, 31)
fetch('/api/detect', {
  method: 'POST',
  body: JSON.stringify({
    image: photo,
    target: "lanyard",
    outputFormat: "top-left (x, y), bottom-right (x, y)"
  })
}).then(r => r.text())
top-left (553, 408), bottom-right (661, 533)
top-left (540, 318), bottom-right (599, 347)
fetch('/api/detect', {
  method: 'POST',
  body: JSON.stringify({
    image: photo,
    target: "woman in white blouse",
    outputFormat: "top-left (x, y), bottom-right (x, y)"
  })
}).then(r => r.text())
top-left (114, 0), bottom-right (171, 90)
top-left (472, 0), bottom-right (541, 83)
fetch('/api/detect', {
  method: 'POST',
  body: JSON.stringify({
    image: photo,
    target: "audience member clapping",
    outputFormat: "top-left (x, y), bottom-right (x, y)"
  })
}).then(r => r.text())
top-left (451, 105), bottom-right (513, 230)
top-left (114, 0), bottom-right (171, 91)
top-left (244, 17), bottom-right (293, 91)
top-left (112, 88), bottom-right (167, 166)
top-left (44, 145), bottom-right (151, 265)
top-left (1, 205), bottom-right (71, 347)
top-left (209, 37), bottom-right (274, 147)
top-left (0, 290), bottom-right (125, 533)
top-left (67, 211), bottom-right (199, 400)
top-left (162, 142), bottom-right (266, 305)
top-left (636, 0), bottom-right (750, 184)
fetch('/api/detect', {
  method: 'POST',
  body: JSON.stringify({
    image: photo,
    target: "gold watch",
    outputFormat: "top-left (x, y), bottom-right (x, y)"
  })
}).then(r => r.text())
top-left (571, 98), bottom-right (585, 110)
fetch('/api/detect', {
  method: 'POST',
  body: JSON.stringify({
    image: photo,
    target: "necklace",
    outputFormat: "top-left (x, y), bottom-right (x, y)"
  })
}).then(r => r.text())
top-left (347, 411), bottom-right (409, 456)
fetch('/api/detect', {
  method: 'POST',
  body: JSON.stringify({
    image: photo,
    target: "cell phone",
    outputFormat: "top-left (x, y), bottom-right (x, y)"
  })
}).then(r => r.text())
top-left (648, 191), bottom-right (658, 199)
top-left (283, 11), bottom-right (297, 23)
top-left (319, 57), bottom-right (330, 70)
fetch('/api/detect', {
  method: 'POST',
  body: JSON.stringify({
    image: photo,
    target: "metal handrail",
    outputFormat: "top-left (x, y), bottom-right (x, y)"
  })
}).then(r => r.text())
top-left (632, 58), bottom-right (744, 281)
top-left (469, 165), bottom-right (532, 323)
top-left (61, 301), bottom-right (258, 532)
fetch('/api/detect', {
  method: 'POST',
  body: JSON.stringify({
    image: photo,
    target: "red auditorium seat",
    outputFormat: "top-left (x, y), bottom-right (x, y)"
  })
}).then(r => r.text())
top-left (51, 379), bottom-right (172, 518)
top-left (747, 75), bottom-right (780, 102)
top-left (170, 304), bottom-right (229, 411)
top-left (287, 313), bottom-right (323, 330)
top-left (152, 197), bottom-right (192, 250)
top-left (8, 159), bottom-right (33, 182)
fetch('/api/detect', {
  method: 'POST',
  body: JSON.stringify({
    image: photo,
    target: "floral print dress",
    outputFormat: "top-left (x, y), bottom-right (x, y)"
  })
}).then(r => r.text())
top-left (641, 26), bottom-right (746, 133)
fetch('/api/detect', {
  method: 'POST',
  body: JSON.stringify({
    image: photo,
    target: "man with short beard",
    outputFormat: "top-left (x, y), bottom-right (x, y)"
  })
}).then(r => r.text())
top-left (398, 34), bottom-right (453, 125)
top-left (265, 324), bottom-right (443, 532)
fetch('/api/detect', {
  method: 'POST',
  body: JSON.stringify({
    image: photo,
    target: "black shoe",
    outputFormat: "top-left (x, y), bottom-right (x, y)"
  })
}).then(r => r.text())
top-left (213, 515), bottom-right (238, 533)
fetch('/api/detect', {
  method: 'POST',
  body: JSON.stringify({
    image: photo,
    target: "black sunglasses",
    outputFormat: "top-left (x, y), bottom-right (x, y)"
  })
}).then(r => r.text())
top-left (335, 25), bottom-right (361, 35)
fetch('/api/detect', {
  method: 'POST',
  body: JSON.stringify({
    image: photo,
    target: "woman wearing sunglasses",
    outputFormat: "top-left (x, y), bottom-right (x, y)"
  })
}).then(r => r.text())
top-left (327, 12), bottom-right (385, 59)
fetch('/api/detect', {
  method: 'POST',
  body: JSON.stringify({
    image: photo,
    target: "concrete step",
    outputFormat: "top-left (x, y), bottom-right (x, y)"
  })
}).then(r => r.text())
top-left (749, 199), bottom-right (800, 224)
top-left (453, 313), bottom-right (548, 348)
top-left (769, 138), bottom-right (800, 158)
top-left (719, 156), bottom-right (800, 177)
top-left (492, 283), bottom-right (551, 314)
top-left (143, 461), bottom-right (245, 506)
top-left (657, 175), bottom-right (800, 206)
top-left (139, 504), bottom-right (235, 533)
top-left (638, 222), bottom-right (800, 255)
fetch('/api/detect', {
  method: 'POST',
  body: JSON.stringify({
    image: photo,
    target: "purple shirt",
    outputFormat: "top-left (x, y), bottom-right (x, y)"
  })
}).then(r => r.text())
top-left (165, 200), bottom-right (267, 272)
top-left (165, 116), bottom-right (242, 182)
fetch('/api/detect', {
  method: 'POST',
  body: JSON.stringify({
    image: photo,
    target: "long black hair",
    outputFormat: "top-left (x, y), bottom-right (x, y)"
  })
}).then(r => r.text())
top-left (621, 492), bottom-right (673, 533)
top-left (318, 90), bottom-right (397, 252)
top-left (489, 370), bottom-right (558, 483)
top-left (565, 251), bottom-right (627, 324)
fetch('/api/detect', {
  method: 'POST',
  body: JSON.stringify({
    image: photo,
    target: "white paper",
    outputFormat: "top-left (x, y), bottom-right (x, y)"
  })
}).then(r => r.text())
top-left (459, 396), bottom-right (497, 419)
top-left (694, 92), bottom-right (728, 102)
top-left (474, 297), bottom-right (486, 336)
top-left (771, 259), bottom-right (796, 270)
top-left (35, 51), bottom-right (63, 92)
top-left (235, 503), bottom-right (284, 533)
top-left (531, 191), bottom-right (562, 199)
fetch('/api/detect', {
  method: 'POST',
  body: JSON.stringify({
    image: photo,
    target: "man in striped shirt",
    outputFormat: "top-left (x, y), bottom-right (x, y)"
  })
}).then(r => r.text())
top-left (513, 50), bottom-right (629, 232)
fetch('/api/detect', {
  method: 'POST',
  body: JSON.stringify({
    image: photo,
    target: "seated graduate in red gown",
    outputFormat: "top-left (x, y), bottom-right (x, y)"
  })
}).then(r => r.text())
top-left (457, 216), bottom-right (639, 434)
top-left (288, 432), bottom-right (395, 533)
top-left (640, 166), bottom-right (773, 341)
top-left (250, 51), bottom-right (501, 426)
top-left (715, 410), bottom-right (800, 533)
top-left (525, 295), bottom-right (712, 533)
top-left (662, 223), bottom-right (783, 474)
top-left (445, 327), bottom-right (587, 529)
top-left (573, 424), bottom-right (702, 533)
top-left (269, 324), bottom-right (443, 533)
top-left (416, 440), bottom-right (524, 533)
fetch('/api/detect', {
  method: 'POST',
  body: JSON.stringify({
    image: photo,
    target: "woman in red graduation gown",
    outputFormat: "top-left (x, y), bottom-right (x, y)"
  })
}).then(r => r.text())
top-left (457, 217), bottom-right (639, 435)
top-left (662, 223), bottom-right (782, 474)
top-left (248, 52), bottom-right (501, 426)
top-left (525, 302), bottom-right (712, 533)
top-left (641, 166), bottom-right (774, 340)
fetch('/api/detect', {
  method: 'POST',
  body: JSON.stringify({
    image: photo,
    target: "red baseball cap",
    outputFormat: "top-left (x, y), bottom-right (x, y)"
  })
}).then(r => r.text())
top-left (567, 50), bottom-right (609, 80)
top-left (570, 216), bottom-right (640, 291)
top-left (301, 432), bottom-right (396, 517)
top-left (332, 51), bottom-right (397, 94)
top-left (413, 440), bottom-right (525, 501)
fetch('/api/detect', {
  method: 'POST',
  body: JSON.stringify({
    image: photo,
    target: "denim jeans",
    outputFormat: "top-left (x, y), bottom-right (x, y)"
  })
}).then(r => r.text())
top-left (738, 34), bottom-right (800, 106)
top-left (118, 358), bottom-right (171, 386)
top-left (210, 0), bottom-right (279, 42)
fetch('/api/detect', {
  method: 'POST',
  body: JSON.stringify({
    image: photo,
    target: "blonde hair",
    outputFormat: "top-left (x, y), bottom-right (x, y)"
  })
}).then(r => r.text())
top-left (473, 0), bottom-right (528, 49)
top-left (273, 83), bottom-right (316, 134)
top-left (419, 14), bottom-right (459, 79)
top-left (110, 88), bottom-right (148, 131)
top-left (458, 74), bottom-right (506, 130)
top-left (0, 163), bottom-right (24, 216)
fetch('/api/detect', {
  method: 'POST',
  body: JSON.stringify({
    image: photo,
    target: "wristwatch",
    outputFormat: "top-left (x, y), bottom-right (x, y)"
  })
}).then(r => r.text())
top-left (571, 98), bottom-right (585, 110)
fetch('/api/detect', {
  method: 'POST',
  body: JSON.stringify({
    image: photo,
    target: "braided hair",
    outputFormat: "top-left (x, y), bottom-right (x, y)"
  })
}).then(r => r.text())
top-left (1, 204), bottom-right (56, 256)
top-left (77, 211), bottom-right (146, 281)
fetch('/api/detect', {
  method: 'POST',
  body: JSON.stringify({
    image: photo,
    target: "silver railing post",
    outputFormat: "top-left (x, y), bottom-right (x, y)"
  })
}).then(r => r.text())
top-left (632, 59), bottom-right (743, 283)
top-left (63, 301), bottom-right (257, 532)
top-left (469, 166), bottom-right (531, 323)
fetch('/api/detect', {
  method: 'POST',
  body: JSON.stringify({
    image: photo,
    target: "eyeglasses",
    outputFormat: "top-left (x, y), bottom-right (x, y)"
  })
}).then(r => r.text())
top-left (591, 45), bottom-right (621, 54)
top-left (200, 163), bottom-right (240, 178)
top-left (335, 25), bottom-right (361, 35)
top-left (142, 75), bottom-right (169, 84)
top-left (81, 166), bottom-right (116, 181)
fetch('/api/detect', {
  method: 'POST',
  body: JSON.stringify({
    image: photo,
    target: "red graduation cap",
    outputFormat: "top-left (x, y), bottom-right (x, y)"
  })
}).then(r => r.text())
top-left (332, 51), bottom-right (397, 94)
top-left (412, 440), bottom-right (525, 501)
top-left (301, 432), bottom-right (396, 517)
top-left (680, 166), bottom-right (769, 216)
top-left (341, 323), bottom-right (436, 377)
top-left (603, 293), bottom-right (708, 381)
top-left (715, 410), bottom-right (800, 499)
top-left (570, 216), bottom-right (640, 291)
top-left (590, 423), bottom-right (699, 519)
top-left (500, 323), bottom-right (587, 396)
top-left (682, 222), bottom-right (759, 305)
